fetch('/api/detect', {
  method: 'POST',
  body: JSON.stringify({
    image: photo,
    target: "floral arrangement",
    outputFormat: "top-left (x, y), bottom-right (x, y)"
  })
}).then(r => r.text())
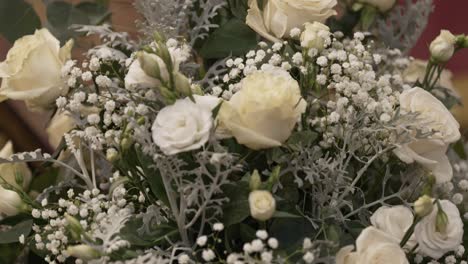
top-left (0, 0), bottom-right (468, 263)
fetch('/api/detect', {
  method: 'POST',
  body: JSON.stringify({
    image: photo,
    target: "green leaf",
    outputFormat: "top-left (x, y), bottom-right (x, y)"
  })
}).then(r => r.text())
top-left (135, 150), bottom-right (170, 206)
top-left (453, 139), bottom-right (467, 160)
top-left (0, 0), bottom-right (41, 42)
top-left (272, 211), bottom-right (301, 219)
top-left (270, 218), bottom-right (314, 250)
top-left (75, 2), bottom-right (111, 25)
top-left (286, 131), bottom-right (318, 151)
top-left (120, 218), bottom-right (178, 247)
top-left (360, 5), bottom-right (377, 31)
top-left (46, 1), bottom-right (110, 43)
top-left (222, 181), bottom-right (251, 226)
top-left (228, 0), bottom-right (248, 19)
top-left (199, 18), bottom-right (258, 59)
top-left (0, 219), bottom-right (33, 244)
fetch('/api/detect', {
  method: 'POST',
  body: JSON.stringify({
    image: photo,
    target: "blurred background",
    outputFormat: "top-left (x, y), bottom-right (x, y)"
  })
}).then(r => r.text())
top-left (0, 0), bottom-right (467, 153)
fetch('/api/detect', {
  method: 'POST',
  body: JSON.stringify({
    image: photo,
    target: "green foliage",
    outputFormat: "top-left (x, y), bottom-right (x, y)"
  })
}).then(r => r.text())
top-left (0, 219), bottom-right (33, 244)
top-left (46, 1), bottom-right (110, 42)
top-left (199, 18), bottom-right (258, 59)
top-left (120, 218), bottom-right (178, 247)
top-left (222, 181), bottom-right (250, 227)
top-left (454, 139), bottom-right (467, 160)
top-left (285, 131), bottom-right (318, 152)
top-left (227, 0), bottom-right (248, 20)
top-left (0, 0), bottom-right (41, 42)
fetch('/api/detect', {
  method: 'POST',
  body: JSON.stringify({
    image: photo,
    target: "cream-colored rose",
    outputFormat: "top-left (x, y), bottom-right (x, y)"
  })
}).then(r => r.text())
top-left (0, 29), bottom-right (73, 110)
top-left (300, 22), bottom-right (330, 51)
top-left (47, 111), bottom-right (76, 149)
top-left (336, 227), bottom-right (409, 264)
top-left (152, 95), bottom-right (220, 155)
top-left (415, 200), bottom-right (463, 259)
top-left (249, 190), bottom-right (276, 221)
top-left (393, 139), bottom-right (452, 183)
top-left (218, 69), bottom-right (306, 150)
top-left (246, 0), bottom-right (337, 42)
top-left (0, 141), bottom-right (31, 190)
top-left (358, 0), bottom-right (396, 12)
top-left (404, 59), bottom-right (458, 96)
top-left (430, 30), bottom-right (456, 62)
top-left (0, 187), bottom-right (24, 217)
top-left (370, 205), bottom-right (416, 249)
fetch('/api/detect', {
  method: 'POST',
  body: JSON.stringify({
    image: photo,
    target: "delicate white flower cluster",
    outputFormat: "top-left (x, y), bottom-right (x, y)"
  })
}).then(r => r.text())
top-left (31, 183), bottom-right (133, 263)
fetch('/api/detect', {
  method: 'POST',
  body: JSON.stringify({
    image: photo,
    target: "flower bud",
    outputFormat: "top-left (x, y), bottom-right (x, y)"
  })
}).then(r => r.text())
top-left (137, 52), bottom-right (169, 82)
top-left (249, 190), bottom-right (276, 221)
top-left (249, 170), bottom-right (262, 191)
top-left (430, 30), bottom-right (456, 62)
top-left (300, 22), bottom-right (330, 51)
top-left (174, 72), bottom-right (192, 97)
top-left (435, 201), bottom-right (449, 233)
top-left (65, 214), bottom-right (83, 236)
top-left (159, 86), bottom-right (177, 104)
top-left (106, 148), bottom-right (119, 163)
top-left (66, 245), bottom-right (100, 261)
top-left (120, 138), bottom-right (133, 151)
top-left (0, 187), bottom-right (24, 216)
top-left (414, 195), bottom-right (434, 217)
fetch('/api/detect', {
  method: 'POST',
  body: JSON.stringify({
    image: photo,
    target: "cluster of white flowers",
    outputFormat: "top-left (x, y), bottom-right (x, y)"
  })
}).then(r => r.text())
top-left (30, 181), bottom-right (133, 264)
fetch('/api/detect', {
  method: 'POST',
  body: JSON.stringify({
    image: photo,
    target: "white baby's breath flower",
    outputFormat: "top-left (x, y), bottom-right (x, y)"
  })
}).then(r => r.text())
top-left (196, 236), bottom-right (208, 247)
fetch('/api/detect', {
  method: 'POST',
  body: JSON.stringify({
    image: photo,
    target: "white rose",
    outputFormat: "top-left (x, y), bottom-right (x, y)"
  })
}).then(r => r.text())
top-left (370, 205), bottom-right (416, 249)
top-left (358, 0), bottom-right (396, 12)
top-left (125, 52), bottom-right (169, 90)
top-left (46, 111), bottom-right (76, 149)
top-left (218, 69), bottom-right (306, 150)
top-left (152, 95), bottom-right (220, 155)
top-left (0, 187), bottom-right (24, 217)
top-left (415, 200), bottom-right (463, 259)
top-left (246, 0), bottom-right (337, 42)
top-left (430, 30), bottom-right (457, 62)
top-left (249, 190), bottom-right (276, 221)
top-left (404, 59), bottom-right (458, 97)
top-left (0, 141), bottom-right (31, 190)
top-left (336, 227), bottom-right (409, 264)
top-left (300, 22), bottom-right (330, 51)
top-left (0, 29), bottom-right (73, 110)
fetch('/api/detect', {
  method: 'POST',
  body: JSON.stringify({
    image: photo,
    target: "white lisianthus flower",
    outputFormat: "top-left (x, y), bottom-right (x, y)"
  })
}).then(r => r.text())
top-left (336, 227), bottom-right (409, 264)
top-left (46, 111), bottom-right (75, 149)
top-left (0, 187), bottom-right (24, 217)
top-left (218, 69), bottom-right (306, 150)
top-left (300, 22), bottom-right (330, 51)
top-left (370, 205), bottom-right (416, 249)
top-left (152, 95), bottom-right (220, 155)
top-left (246, 0), bottom-right (337, 42)
top-left (393, 87), bottom-right (460, 183)
top-left (393, 139), bottom-right (452, 183)
top-left (0, 141), bottom-right (31, 190)
top-left (415, 200), bottom-right (463, 259)
top-left (358, 0), bottom-right (396, 12)
top-left (0, 29), bottom-right (73, 110)
top-left (249, 190), bottom-right (276, 221)
top-left (430, 30), bottom-right (457, 62)
top-left (125, 52), bottom-right (169, 90)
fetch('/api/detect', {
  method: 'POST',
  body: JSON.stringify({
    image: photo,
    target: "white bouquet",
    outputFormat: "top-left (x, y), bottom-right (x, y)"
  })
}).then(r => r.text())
top-left (0, 0), bottom-right (467, 263)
